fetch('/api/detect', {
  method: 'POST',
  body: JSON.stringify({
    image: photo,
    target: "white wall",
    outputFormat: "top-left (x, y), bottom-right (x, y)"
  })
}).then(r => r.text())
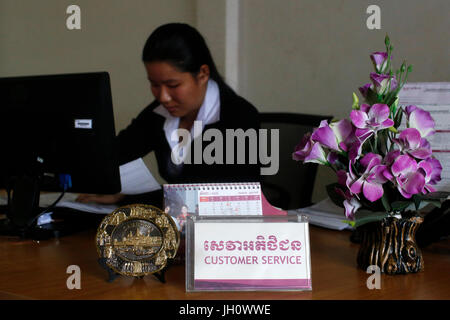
top-left (237, 0), bottom-right (450, 201)
top-left (195, 0), bottom-right (226, 78)
top-left (0, 0), bottom-right (196, 184)
top-left (239, 0), bottom-right (450, 116)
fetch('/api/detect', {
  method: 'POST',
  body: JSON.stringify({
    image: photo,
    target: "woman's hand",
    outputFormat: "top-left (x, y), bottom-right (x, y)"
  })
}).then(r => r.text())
top-left (76, 193), bottom-right (125, 205)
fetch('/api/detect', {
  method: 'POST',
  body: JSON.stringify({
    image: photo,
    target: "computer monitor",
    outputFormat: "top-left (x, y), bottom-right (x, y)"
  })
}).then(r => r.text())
top-left (0, 72), bottom-right (121, 235)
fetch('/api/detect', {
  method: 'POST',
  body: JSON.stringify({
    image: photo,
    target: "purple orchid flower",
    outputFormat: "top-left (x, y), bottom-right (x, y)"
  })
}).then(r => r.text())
top-left (330, 119), bottom-right (354, 149)
top-left (336, 170), bottom-right (347, 186)
top-left (417, 160), bottom-right (437, 194)
top-left (292, 132), bottom-right (328, 165)
top-left (384, 150), bottom-right (401, 166)
top-left (381, 150), bottom-right (401, 181)
top-left (327, 152), bottom-right (339, 165)
top-left (426, 157), bottom-right (442, 185)
top-left (370, 52), bottom-right (389, 73)
top-left (311, 120), bottom-right (339, 151)
top-left (394, 128), bottom-right (432, 159)
top-left (350, 103), bottom-right (394, 139)
top-left (359, 83), bottom-right (372, 99)
top-left (311, 119), bottom-right (365, 164)
top-left (344, 197), bottom-right (362, 220)
top-left (346, 129), bottom-right (373, 163)
top-left (311, 119), bottom-right (353, 152)
top-left (346, 153), bottom-right (388, 202)
top-left (370, 72), bottom-right (398, 94)
top-left (335, 186), bottom-right (361, 220)
top-left (404, 105), bottom-right (436, 137)
top-left (390, 155), bottom-right (426, 199)
top-left (414, 157), bottom-right (442, 194)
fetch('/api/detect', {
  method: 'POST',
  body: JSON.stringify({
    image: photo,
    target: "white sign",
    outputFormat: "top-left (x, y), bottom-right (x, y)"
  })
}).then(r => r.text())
top-left (187, 219), bottom-right (312, 291)
top-left (74, 119), bottom-right (92, 129)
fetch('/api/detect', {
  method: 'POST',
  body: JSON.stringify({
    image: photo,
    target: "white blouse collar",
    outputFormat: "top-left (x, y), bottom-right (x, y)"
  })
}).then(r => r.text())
top-left (153, 79), bottom-right (221, 149)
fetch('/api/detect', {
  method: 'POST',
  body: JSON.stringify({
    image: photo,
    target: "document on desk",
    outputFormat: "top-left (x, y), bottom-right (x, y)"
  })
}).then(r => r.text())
top-left (39, 192), bottom-right (118, 214)
top-left (0, 192), bottom-right (118, 215)
top-left (119, 158), bottom-right (161, 194)
top-left (290, 198), bottom-right (352, 231)
top-left (56, 200), bottom-right (118, 214)
top-left (399, 82), bottom-right (450, 192)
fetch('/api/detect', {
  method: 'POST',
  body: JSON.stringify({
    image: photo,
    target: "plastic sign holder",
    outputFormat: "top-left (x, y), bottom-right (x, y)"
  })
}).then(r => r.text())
top-left (186, 214), bottom-right (312, 291)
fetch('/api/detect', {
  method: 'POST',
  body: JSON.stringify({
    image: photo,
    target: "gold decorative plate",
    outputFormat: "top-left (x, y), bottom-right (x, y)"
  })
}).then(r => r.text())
top-left (96, 204), bottom-right (180, 277)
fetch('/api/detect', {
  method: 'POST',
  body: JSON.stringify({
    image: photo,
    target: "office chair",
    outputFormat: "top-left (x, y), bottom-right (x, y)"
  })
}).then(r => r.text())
top-left (259, 112), bottom-right (333, 210)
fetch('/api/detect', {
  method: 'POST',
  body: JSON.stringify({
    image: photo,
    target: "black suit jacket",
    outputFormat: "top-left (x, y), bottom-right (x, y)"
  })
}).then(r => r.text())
top-left (116, 82), bottom-right (261, 191)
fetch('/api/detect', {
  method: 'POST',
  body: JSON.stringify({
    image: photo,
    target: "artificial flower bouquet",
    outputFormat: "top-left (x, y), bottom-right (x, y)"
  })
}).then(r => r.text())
top-left (293, 36), bottom-right (444, 228)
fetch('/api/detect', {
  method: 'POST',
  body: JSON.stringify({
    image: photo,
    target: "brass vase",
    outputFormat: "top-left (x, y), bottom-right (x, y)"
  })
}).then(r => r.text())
top-left (357, 214), bottom-right (424, 274)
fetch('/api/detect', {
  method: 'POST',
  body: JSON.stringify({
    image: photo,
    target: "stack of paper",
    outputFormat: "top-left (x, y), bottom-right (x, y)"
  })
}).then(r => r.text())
top-left (399, 82), bottom-right (450, 192)
top-left (289, 198), bottom-right (352, 231)
top-left (25, 192), bottom-right (118, 215)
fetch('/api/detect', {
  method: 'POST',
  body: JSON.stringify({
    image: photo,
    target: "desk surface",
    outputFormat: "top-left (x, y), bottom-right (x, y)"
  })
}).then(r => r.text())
top-left (0, 225), bottom-right (449, 300)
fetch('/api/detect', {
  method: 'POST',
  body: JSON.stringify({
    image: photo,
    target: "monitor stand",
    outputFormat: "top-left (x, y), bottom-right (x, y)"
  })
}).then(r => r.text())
top-left (0, 174), bottom-right (44, 238)
top-left (8, 174), bottom-right (40, 224)
top-left (0, 174), bottom-right (101, 240)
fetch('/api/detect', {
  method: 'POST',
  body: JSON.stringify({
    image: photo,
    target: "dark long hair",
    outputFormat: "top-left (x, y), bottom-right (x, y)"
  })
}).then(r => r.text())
top-left (142, 23), bottom-right (226, 87)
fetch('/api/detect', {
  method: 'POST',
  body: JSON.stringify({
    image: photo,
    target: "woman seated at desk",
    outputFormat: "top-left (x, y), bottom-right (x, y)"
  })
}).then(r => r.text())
top-left (77, 23), bottom-right (260, 206)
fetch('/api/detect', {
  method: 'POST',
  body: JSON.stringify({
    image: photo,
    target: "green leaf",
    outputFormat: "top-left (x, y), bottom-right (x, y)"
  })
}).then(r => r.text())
top-left (352, 92), bottom-right (359, 109)
top-left (400, 62), bottom-right (406, 73)
top-left (394, 108), bottom-right (404, 128)
top-left (421, 200), bottom-right (442, 209)
top-left (391, 96), bottom-right (399, 115)
top-left (385, 34), bottom-right (390, 47)
top-left (388, 126), bottom-right (398, 133)
top-left (365, 88), bottom-right (380, 105)
top-left (413, 194), bottom-right (422, 210)
top-left (381, 194), bottom-right (391, 212)
top-left (349, 212), bottom-right (389, 229)
top-left (342, 220), bottom-right (356, 228)
top-left (391, 201), bottom-right (412, 212)
top-left (421, 191), bottom-right (450, 201)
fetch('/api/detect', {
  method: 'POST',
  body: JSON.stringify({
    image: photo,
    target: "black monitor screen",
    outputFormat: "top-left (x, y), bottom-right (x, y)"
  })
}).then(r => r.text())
top-left (0, 72), bottom-right (121, 194)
